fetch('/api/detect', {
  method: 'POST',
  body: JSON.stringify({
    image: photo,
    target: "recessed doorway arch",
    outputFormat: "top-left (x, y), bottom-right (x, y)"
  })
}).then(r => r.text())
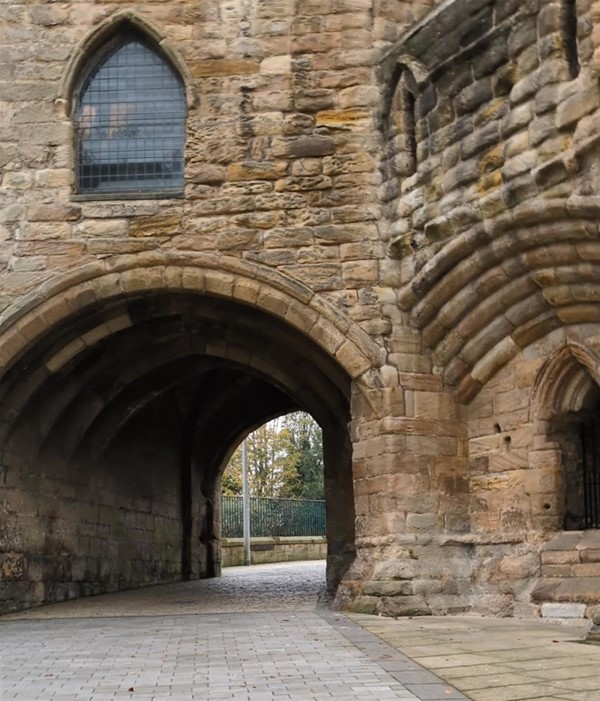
top-left (532, 343), bottom-right (600, 531)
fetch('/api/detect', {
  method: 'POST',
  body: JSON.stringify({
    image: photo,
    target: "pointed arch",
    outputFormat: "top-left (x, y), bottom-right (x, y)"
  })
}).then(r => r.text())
top-left (531, 343), bottom-right (600, 530)
top-left (63, 13), bottom-right (195, 197)
top-left (384, 61), bottom-right (419, 179)
top-left (61, 10), bottom-right (197, 113)
top-left (532, 343), bottom-right (600, 421)
top-left (0, 253), bottom-right (385, 385)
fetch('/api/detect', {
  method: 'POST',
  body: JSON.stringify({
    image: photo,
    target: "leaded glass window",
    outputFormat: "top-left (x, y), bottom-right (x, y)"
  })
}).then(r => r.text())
top-left (74, 38), bottom-right (186, 196)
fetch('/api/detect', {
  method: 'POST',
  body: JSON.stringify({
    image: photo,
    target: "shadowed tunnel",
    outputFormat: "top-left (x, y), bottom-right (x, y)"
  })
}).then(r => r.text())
top-left (0, 291), bottom-right (355, 610)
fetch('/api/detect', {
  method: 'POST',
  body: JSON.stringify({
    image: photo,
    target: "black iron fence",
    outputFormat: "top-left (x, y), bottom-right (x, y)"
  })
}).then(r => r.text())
top-left (221, 495), bottom-right (326, 538)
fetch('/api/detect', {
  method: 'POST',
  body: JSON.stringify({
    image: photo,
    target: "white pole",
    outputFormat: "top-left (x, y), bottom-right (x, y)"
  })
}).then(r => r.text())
top-left (242, 439), bottom-right (251, 566)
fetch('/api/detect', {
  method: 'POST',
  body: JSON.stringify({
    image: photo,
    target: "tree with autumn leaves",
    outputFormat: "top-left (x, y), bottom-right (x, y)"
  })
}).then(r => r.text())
top-left (221, 412), bottom-right (324, 500)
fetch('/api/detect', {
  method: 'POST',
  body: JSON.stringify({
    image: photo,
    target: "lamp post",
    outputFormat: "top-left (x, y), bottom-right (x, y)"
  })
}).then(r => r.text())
top-left (242, 439), bottom-right (251, 566)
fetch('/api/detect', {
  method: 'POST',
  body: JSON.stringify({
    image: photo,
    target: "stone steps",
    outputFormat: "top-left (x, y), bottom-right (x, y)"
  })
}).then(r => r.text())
top-left (531, 531), bottom-right (600, 618)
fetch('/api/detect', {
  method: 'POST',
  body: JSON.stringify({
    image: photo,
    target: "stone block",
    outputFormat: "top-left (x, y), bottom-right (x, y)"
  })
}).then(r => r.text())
top-left (580, 550), bottom-right (600, 563)
top-left (542, 550), bottom-right (581, 565)
top-left (556, 86), bottom-right (600, 129)
top-left (0, 553), bottom-right (25, 581)
top-left (541, 602), bottom-right (587, 618)
top-left (542, 532), bottom-right (584, 551)
top-left (189, 58), bottom-right (260, 77)
top-left (74, 219), bottom-right (129, 238)
top-left (260, 55), bottom-right (292, 74)
top-left (542, 564), bottom-right (574, 578)
top-left (364, 580), bottom-right (413, 596)
top-left (406, 513), bottom-right (439, 533)
top-left (287, 136), bottom-right (336, 158)
top-left (497, 553), bottom-right (540, 579)
top-left (372, 559), bottom-right (417, 581)
top-left (377, 595), bottom-right (431, 617)
top-left (572, 563), bottom-right (600, 577)
top-left (577, 531), bottom-right (600, 550)
top-left (347, 595), bottom-right (379, 614)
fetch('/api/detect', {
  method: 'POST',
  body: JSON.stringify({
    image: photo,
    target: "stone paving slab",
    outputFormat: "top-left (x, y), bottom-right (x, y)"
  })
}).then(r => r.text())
top-left (0, 562), bottom-right (466, 701)
top-left (352, 613), bottom-right (600, 701)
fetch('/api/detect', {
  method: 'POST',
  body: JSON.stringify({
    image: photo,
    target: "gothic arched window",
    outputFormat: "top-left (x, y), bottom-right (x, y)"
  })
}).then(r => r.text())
top-left (74, 36), bottom-right (186, 196)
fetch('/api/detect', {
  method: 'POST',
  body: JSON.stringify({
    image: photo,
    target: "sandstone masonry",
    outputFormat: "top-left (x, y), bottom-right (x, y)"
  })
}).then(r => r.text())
top-left (1, 0), bottom-right (600, 620)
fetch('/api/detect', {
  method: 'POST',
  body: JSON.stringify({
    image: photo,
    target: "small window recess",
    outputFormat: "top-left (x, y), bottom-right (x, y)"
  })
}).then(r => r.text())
top-left (72, 32), bottom-right (186, 200)
top-left (388, 67), bottom-right (418, 179)
top-left (565, 0), bottom-right (580, 79)
top-left (403, 86), bottom-right (417, 174)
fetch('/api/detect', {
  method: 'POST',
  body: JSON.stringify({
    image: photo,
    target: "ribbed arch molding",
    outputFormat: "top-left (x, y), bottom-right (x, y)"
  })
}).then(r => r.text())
top-left (396, 197), bottom-right (600, 402)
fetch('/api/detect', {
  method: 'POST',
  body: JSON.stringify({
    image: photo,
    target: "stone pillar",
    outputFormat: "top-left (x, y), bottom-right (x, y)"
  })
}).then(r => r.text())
top-left (323, 421), bottom-right (355, 594)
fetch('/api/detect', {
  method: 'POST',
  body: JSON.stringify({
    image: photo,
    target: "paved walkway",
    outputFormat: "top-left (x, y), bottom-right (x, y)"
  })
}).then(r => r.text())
top-left (1, 561), bottom-right (600, 700)
top-left (0, 562), bottom-right (465, 701)
top-left (354, 613), bottom-right (600, 701)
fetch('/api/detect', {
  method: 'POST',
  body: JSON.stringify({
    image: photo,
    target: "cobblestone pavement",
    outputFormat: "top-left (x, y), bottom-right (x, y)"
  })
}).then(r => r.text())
top-left (1, 561), bottom-right (327, 619)
top-left (0, 561), bottom-right (466, 701)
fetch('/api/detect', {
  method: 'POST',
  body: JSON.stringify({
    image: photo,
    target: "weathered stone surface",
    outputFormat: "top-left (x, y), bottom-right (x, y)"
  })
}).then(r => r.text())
top-left (189, 58), bottom-right (260, 77)
top-left (377, 595), bottom-right (431, 617)
top-left (2, 0), bottom-right (600, 622)
top-left (287, 136), bottom-right (336, 158)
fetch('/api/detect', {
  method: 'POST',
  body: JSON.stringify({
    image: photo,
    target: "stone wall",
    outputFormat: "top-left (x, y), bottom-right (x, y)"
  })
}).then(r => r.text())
top-left (339, 0), bottom-right (600, 619)
top-left (2, 0), bottom-right (600, 617)
top-left (0, 396), bottom-right (186, 612)
top-left (221, 537), bottom-right (327, 567)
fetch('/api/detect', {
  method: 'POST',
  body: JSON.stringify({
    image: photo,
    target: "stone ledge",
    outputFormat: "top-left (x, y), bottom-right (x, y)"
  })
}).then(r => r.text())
top-left (221, 537), bottom-right (326, 568)
top-left (532, 576), bottom-right (600, 604)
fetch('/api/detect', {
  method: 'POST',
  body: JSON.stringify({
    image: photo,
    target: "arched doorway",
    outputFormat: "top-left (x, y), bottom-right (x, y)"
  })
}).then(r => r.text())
top-left (532, 344), bottom-right (600, 531)
top-left (0, 284), bottom-right (358, 611)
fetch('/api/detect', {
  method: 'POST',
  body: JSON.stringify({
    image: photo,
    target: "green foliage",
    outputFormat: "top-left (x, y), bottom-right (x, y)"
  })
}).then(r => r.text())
top-left (280, 412), bottom-right (324, 500)
top-left (221, 466), bottom-right (242, 496)
top-left (221, 412), bottom-right (324, 499)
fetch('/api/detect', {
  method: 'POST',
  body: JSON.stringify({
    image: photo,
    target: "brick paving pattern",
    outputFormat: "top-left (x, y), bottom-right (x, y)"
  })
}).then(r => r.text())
top-left (0, 562), bottom-right (465, 701)
top-left (4, 560), bottom-right (599, 700)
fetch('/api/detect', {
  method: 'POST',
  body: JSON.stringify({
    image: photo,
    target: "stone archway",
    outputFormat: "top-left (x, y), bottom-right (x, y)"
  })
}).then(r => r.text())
top-left (0, 260), bottom-right (382, 612)
top-left (530, 343), bottom-right (600, 531)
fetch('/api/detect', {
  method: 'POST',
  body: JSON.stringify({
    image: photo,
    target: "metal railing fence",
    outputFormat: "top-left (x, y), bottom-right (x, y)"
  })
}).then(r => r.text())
top-left (221, 495), bottom-right (326, 538)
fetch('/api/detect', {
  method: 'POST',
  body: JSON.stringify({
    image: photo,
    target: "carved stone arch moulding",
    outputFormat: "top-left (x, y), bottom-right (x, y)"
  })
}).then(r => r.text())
top-left (60, 10), bottom-right (198, 114)
top-left (393, 198), bottom-right (600, 404)
top-left (0, 253), bottom-right (385, 389)
top-left (531, 342), bottom-right (600, 422)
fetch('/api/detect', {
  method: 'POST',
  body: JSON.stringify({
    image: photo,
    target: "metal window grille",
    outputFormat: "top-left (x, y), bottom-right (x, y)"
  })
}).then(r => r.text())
top-left (581, 418), bottom-right (600, 528)
top-left (75, 39), bottom-right (185, 195)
